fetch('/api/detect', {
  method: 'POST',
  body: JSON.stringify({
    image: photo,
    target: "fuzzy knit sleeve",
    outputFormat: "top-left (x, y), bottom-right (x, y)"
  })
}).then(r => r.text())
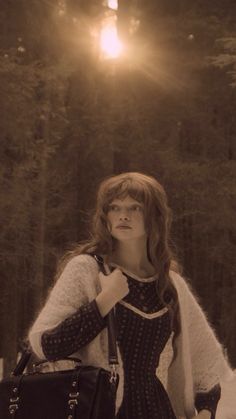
top-left (28, 254), bottom-right (101, 359)
top-left (181, 278), bottom-right (232, 392)
top-left (41, 299), bottom-right (106, 361)
top-left (166, 272), bottom-right (233, 419)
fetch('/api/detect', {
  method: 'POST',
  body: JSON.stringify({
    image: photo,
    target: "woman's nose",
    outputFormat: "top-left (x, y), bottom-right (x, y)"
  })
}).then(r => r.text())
top-left (119, 210), bottom-right (130, 220)
top-left (120, 215), bottom-right (129, 221)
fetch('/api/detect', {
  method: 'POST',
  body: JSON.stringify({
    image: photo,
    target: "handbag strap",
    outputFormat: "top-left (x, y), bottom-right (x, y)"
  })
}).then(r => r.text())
top-left (92, 254), bottom-right (119, 367)
top-left (12, 350), bottom-right (32, 376)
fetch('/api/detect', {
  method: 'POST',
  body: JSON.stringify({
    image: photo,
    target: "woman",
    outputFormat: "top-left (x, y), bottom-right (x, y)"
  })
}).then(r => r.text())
top-left (28, 172), bottom-right (234, 419)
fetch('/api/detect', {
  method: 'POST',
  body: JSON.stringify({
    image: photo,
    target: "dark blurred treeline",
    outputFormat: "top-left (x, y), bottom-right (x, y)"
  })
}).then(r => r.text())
top-left (0, 0), bottom-right (236, 376)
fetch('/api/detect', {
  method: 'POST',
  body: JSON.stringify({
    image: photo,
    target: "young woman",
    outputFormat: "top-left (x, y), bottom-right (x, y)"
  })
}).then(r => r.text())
top-left (28, 172), bottom-right (234, 419)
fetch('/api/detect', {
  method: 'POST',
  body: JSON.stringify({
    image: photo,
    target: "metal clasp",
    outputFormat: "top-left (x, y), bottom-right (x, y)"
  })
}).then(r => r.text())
top-left (68, 391), bottom-right (79, 409)
top-left (68, 399), bottom-right (78, 409)
top-left (69, 392), bottom-right (79, 398)
top-left (110, 364), bottom-right (118, 384)
top-left (9, 404), bottom-right (19, 415)
top-left (10, 397), bottom-right (19, 403)
top-left (32, 363), bottom-right (41, 373)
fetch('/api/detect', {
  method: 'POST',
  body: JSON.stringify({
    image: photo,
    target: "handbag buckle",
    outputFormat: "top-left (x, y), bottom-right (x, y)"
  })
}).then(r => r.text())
top-left (68, 399), bottom-right (78, 408)
top-left (68, 392), bottom-right (79, 409)
top-left (9, 404), bottom-right (19, 415)
top-left (69, 392), bottom-right (79, 398)
top-left (110, 364), bottom-right (118, 384)
top-left (10, 397), bottom-right (19, 403)
top-left (32, 363), bottom-right (41, 373)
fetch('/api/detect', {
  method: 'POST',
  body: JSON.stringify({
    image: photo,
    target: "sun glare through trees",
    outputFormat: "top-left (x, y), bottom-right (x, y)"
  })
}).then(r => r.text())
top-left (99, 0), bottom-right (123, 60)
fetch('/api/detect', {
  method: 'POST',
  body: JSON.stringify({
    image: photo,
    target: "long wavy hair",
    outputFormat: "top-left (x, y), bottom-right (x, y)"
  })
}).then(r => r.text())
top-left (57, 172), bottom-right (181, 343)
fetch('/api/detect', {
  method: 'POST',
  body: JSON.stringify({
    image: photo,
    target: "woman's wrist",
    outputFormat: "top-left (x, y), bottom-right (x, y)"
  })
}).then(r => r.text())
top-left (95, 290), bottom-right (117, 317)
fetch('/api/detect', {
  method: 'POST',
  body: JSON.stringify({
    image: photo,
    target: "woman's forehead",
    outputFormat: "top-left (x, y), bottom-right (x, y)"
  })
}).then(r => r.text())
top-left (107, 184), bottom-right (145, 200)
top-left (109, 196), bottom-right (143, 205)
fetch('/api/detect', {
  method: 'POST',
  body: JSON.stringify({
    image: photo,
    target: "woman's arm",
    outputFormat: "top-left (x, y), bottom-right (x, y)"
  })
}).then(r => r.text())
top-left (29, 256), bottom-right (129, 360)
top-left (28, 255), bottom-right (102, 358)
top-left (41, 299), bottom-right (106, 361)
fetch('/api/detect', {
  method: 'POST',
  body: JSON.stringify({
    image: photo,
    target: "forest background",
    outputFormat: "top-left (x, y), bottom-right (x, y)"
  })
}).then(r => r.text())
top-left (0, 0), bottom-right (236, 377)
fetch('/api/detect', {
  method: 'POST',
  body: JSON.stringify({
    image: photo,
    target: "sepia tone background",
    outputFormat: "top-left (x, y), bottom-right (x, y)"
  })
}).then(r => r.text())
top-left (0, 0), bottom-right (236, 377)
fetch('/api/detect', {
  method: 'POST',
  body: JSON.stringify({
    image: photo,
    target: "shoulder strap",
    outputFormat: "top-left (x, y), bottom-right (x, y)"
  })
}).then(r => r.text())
top-left (92, 254), bottom-right (119, 366)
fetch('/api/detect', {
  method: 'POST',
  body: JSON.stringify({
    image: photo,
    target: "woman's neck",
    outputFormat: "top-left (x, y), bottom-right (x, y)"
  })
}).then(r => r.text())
top-left (111, 240), bottom-right (156, 277)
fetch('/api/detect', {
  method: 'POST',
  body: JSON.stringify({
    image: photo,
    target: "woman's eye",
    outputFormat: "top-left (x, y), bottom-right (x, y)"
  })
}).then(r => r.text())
top-left (109, 205), bottom-right (119, 212)
top-left (108, 204), bottom-right (143, 212)
top-left (131, 205), bottom-right (143, 212)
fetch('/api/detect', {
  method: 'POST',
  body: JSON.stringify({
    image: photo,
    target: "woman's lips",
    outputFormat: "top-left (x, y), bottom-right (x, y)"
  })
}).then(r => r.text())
top-left (116, 225), bottom-right (132, 229)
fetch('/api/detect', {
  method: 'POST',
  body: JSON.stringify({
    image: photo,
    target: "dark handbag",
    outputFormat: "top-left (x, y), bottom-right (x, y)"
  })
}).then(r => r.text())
top-left (0, 255), bottom-right (119, 419)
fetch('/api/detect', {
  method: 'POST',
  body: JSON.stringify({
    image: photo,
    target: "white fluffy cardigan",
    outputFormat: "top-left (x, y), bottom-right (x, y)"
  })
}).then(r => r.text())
top-left (28, 254), bottom-right (235, 419)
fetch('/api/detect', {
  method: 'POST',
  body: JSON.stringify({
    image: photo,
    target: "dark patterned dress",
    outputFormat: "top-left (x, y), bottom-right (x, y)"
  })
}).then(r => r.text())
top-left (41, 267), bottom-right (221, 419)
top-left (114, 268), bottom-right (176, 419)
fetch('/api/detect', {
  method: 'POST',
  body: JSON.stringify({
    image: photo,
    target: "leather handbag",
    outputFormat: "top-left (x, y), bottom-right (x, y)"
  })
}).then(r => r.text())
top-left (0, 255), bottom-right (119, 419)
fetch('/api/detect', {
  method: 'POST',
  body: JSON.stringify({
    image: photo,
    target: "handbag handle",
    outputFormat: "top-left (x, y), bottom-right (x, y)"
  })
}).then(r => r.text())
top-left (12, 350), bottom-right (32, 376)
top-left (32, 357), bottom-right (81, 373)
top-left (11, 349), bottom-right (81, 376)
top-left (92, 255), bottom-right (119, 367)
top-left (11, 354), bottom-right (82, 376)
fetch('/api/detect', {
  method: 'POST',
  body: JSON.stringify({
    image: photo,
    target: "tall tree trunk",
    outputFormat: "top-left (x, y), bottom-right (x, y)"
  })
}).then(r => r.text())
top-left (31, 84), bottom-right (51, 315)
top-left (32, 148), bottom-right (47, 311)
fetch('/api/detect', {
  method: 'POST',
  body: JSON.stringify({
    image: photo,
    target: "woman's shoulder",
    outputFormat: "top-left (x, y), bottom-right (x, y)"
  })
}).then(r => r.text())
top-left (65, 253), bottom-right (99, 272)
top-left (169, 270), bottom-right (205, 313)
top-left (169, 270), bottom-right (185, 286)
top-left (169, 270), bottom-right (194, 296)
top-left (48, 253), bottom-right (101, 300)
top-left (56, 253), bottom-right (100, 286)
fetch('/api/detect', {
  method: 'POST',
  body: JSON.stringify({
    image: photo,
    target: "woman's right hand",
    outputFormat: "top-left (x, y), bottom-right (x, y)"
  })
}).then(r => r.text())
top-left (95, 269), bottom-right (129, 317)
top-left (99, 268), bottom-right (129, 303)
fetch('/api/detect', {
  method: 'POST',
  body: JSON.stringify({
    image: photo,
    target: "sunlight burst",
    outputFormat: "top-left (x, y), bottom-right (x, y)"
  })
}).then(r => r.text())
top-left (107, 0), bottom-right (118, 11)
top-left (100, 20), bottom-right (123, 59)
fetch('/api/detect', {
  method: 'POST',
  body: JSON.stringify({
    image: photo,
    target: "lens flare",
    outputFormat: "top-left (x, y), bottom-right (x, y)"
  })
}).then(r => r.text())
top-left (107, 0), bottom-right (118, 11)
top-left (100, 21), bottom-right (123, 59)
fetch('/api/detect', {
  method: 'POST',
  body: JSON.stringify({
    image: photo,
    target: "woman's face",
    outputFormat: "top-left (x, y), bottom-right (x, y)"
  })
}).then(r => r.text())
top-left (106, 195), bottom-right (147, 243)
